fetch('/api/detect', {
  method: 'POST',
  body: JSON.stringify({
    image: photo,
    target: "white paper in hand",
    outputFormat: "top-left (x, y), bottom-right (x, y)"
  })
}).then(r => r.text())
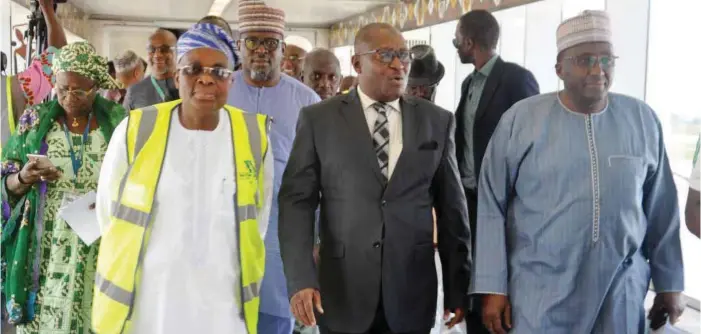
top-left (58, 191), bottom-right (100, 245)
top-left (651, 322), bottom-right (684, 334)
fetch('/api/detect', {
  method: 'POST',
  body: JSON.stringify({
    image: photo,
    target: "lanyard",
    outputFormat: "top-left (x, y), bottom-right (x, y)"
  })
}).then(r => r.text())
top-left (61, 113), bottom-right (92, 180)
top-left (150, 76), bottom-right (167, 102)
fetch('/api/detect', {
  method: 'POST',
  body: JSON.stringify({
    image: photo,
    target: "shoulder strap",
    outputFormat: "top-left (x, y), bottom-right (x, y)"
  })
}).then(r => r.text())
top-left (126, 102), bottom-right (180, 165)
top-left (224, 105), bottom-right (270, 171)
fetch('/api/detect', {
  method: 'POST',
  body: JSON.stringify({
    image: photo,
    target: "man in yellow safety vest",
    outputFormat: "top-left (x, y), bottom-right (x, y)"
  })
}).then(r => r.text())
top-left (91, 23), bottom-right (273, 334)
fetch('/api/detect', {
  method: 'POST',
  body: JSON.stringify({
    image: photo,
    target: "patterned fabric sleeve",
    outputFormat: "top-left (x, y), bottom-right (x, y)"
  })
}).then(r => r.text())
top-left (15, 46), bottom-right (59, 107)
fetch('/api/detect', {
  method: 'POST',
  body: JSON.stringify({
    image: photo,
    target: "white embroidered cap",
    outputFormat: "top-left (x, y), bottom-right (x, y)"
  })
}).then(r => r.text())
top-left (556, 10), bottom-right (612, 54)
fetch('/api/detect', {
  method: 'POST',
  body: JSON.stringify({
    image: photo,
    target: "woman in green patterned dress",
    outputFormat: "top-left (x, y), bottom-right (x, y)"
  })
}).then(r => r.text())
top-left (1, 41), bottom-right (126, 334)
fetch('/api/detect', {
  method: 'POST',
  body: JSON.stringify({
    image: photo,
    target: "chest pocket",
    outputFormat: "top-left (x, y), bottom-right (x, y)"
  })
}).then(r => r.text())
top-left (607, 155), bottom-right (647, 199)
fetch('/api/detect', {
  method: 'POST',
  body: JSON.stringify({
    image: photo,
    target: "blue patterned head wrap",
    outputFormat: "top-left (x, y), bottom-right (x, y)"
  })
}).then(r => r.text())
top-left (176, 23), bottom-right (239, 68)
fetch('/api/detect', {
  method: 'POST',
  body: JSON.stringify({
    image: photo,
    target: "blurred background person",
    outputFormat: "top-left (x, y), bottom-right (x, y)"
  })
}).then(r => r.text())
top-left (338, 75), bottom-right (357, 94)
top-left (113, 50), bottom-right (145, 89)
top-left (405, 44), bottom-right (444, 102)
top-left (122, 28), bottom-right (178, 110)
top-left (302, 48), bottom-right (341, 100)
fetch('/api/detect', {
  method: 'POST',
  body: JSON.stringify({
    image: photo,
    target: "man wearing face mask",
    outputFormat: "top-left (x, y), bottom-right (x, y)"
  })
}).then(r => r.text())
top-left (452, 11), bottom-right (539, 333)
top-left (227, 1), bottom-right (321, 333)
top-left (122, 28), bottom-right (179, 111)
top-left (279, 23), bottom-right (471, 334)
top-left (302, 49), bottom-right (341, 100)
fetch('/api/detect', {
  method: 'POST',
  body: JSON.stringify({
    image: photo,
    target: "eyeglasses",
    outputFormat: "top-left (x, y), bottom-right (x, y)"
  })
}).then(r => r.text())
top-left (178, 65), bottom-right (234, 81)
top-left (563, 55), bottom-right (618, 70)
top-left (56, 86), bottom-right (96, 98)
top-left (283, 55), bottom-right (304, 62)
top-left (242, 37), bottom-right (282, 52)
top-left (355, 48), bottom-right (413, 65)
top-left (147, 45), bottom-right (175, 54)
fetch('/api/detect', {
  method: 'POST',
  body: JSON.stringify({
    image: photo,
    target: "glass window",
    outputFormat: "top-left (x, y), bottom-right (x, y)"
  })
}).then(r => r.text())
top-left (561, 0), bottom-right (606, 19)
top-left (524, 0), bottom-right (561, 93)
top-left (606, 0), bottom-right (648, 99)
top-left (493, 5), bottom-right (526, 66)
top-left (429, 20), bottom-right (460, 111)
top-left (646, 0), bottom-right (701, 301)
top-left (403, 27), bottom-right (431, 47)
top-left (333, 46), bottom-right (354, 77)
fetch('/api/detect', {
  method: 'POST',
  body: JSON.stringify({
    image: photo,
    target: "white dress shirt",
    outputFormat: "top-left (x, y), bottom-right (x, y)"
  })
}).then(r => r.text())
top-left (357, 86), bottom-right (403, 179)
top-left (95, 108), bottom-right (273, 334)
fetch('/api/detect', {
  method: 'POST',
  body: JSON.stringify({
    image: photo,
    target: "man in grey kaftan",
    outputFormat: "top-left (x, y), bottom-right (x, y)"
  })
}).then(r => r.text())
top-left (470, 10), bottom-right (685, 334)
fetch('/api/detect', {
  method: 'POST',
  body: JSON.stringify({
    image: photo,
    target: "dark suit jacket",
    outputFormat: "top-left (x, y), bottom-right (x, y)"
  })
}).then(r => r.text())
top-left (279, 90), bottom-right (471, 333)
top-left (455, 56), bottom-right (539, 190)
top-left (121, 76), bottom-right (177, 111)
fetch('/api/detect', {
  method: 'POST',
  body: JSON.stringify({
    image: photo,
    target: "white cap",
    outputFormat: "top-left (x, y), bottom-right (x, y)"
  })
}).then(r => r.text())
top-left (284, 35), bottom-right (313, 52)
top-left (556, 10), bottom-right (612, 54)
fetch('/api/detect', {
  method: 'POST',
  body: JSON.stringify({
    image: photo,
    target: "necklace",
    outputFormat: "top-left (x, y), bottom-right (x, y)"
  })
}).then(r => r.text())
top-left (71, 117), bottom-right (79, 127)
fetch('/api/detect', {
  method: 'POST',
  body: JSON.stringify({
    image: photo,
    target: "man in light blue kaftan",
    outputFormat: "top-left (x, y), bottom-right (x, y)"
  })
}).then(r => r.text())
top-left (470, 10), bottom-right (685, 334)
top-left (227, 2), bottom-right (321, 333)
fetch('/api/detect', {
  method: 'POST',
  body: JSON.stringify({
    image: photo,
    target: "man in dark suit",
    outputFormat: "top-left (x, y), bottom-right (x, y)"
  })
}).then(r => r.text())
top-left (452, 10), bottom-right (539, 334)
top-left (279, 23), bottom-right (472, 334)
top-left (121, 28), bottom-right (179, 111)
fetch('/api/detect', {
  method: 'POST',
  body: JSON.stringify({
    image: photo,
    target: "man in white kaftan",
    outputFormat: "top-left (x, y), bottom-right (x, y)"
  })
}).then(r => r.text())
top-left (470, 10), bottom-right (685, 334)
top-left (94, 24), bottom-right (274, 333)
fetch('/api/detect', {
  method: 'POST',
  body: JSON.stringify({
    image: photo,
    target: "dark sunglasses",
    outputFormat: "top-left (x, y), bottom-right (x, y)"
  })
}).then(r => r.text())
top-left (356, 48), bottom-right (413, 64)
top-left (242, 37), bottom-right (282, 52)
top-left (178, 65), bottom-right (234, 81)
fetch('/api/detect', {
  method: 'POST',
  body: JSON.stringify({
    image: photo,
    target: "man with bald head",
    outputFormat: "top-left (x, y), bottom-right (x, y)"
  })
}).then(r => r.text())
top-left (302, 49), bottom-right (341, 100)
top-left (122, 28), bottom-right (179, 110)
top-left (279, 23), bottom-right (471, 334)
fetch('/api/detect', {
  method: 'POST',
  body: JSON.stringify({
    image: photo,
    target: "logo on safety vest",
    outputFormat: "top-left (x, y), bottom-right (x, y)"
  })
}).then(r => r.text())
top-left (240, 160), bottom-right (257, 179)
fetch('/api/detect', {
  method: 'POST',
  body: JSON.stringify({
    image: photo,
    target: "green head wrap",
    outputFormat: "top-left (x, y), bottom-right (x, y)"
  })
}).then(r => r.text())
top-left (52, 41), bottom-right (120, 90)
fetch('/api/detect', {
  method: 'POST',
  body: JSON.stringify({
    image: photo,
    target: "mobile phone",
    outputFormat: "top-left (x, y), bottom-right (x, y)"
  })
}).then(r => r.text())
top-left (26, 154), bottom-right (56, 169)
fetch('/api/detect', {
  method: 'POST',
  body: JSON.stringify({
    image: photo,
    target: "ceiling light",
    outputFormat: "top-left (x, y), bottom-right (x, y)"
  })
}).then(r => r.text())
top-left (208, 0), bottom-right (232, 16)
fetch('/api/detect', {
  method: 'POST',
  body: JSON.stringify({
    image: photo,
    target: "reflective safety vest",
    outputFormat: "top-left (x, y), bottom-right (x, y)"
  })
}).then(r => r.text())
top-left (1, 75), bottom-right (16, 149)
top-left (92, 99), bottom-right (269, 334)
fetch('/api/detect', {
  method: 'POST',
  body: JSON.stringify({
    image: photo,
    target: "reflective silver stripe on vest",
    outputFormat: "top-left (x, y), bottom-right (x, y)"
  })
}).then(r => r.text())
top-left (95, 272), bottom-right (133, 306)
top-left (1, 75), bottom-right (11, 146)
top-left (242, 281), bottom-right (260, 303)
top-left (130, 105), bottom-right (160, 163)
top-left (238, 204), bottom-right (257, 222)
top-left (111, 201), bottom-right (150, 227)
top-left (114, 105), bottom-right (161, 215)
top-left (242, 113), bottom-right (262, 170)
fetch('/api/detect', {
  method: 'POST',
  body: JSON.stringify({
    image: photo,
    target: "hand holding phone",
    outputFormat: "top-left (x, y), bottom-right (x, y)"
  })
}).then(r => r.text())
top-left (21, 154), bottom-right (61, 184)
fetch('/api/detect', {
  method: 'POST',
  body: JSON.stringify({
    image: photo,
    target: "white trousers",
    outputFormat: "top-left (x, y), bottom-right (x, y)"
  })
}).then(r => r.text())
top-left (431, 251), bottom-right (468, 334)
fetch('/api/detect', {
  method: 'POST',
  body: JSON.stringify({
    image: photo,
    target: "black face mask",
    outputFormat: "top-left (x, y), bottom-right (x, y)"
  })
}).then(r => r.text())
top-left (165, 77), bottom-right (179, 99)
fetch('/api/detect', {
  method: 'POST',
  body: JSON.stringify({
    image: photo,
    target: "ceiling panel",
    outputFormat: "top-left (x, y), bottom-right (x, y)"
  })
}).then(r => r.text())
top-left (67, 0), bottom-right (208, 21)
top-left (61, 0), bottom-right (394, 27)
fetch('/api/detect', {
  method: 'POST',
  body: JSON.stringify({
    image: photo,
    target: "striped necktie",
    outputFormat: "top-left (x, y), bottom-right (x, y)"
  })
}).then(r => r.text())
top-left (372, 102), bottom-right (390, 181)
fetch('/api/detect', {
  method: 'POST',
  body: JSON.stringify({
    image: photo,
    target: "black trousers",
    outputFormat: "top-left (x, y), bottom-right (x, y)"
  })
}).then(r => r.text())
top-left (319, 297), bottom-right (430, 334)
top-left (464, 187), bottom-right (490, 334)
